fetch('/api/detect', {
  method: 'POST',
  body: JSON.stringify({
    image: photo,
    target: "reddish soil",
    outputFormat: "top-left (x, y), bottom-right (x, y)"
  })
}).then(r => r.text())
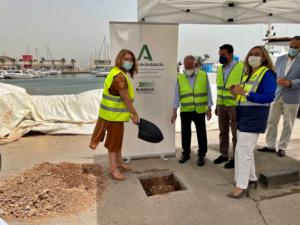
top-left (0, 162), bottom-right (105, 219)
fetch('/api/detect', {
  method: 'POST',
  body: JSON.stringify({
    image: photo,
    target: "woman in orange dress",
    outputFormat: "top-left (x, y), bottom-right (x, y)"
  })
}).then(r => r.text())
top-left (89, 49), bottom-right (139, 180)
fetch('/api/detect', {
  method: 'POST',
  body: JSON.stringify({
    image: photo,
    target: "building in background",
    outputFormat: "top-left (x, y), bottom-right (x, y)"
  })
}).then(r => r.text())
top-left (0, 55), bottom-right (78, 72)
top-left (0, 56), bottom-right (18, 70)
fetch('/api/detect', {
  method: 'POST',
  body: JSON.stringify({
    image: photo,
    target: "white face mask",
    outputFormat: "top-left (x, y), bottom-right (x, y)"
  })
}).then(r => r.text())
top-left (248, 56), bottom-right (262, 68)
top-left (185, 69), bottom-right (195, 76)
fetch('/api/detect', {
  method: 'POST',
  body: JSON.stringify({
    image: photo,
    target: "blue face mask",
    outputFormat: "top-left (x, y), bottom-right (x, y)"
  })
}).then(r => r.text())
top-left (123, 61), bottom-right (133, 71)
top-left (219, 56), bottom-right (228, 65)
top-left (288, 47), bottom-right (299, 57)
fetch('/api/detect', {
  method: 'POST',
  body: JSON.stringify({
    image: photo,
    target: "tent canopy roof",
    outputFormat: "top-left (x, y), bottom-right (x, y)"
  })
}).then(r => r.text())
top-left (138, 0), bottom-right (300, 24)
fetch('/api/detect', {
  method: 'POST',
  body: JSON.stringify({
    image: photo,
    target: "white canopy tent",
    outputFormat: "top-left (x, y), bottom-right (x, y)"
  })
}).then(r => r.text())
top-left (138, 0), bottom-right (300, 24)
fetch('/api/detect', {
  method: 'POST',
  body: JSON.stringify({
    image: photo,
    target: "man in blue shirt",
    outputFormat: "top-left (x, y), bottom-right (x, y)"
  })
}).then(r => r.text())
top-left (214, 44), bottom-right (244, 169)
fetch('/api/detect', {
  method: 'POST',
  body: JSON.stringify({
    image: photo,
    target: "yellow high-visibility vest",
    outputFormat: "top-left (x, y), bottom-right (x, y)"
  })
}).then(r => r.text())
top-left (178, 70), bottom-right (208, 113)
top-left (237, 66), bottom-right (270, 106)
top-left (217, 62), bottom-right (244, 106)
top-left (99, 67), bottom-right (135, 122)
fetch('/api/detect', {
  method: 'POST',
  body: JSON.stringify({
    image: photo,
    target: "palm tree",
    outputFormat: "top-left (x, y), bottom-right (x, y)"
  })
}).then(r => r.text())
top-left (61, 58), bottom-right (66, 65)
top-left (40, 57), bottom-right (45, 67)
top-left (61, 58), bottom-right (66, 70)
top-left (71, 59), bottom-right (76, 69)
top-left (18, 59), bottom-right (23, 68)
top-left (0, 58), bottom-right (5, 66)
top-left (195, 56), bottom-right (203, 68)
top-left (195, 54), bottom-right (210, 68)
top-left (27, 59), bottom-right (33, 69)
top-left (11, 58), bottom-right (16, 66)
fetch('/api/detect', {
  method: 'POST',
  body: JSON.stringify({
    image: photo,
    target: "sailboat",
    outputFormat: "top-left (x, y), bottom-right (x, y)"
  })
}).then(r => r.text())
top-left (90, 37), bottom-right (111, 77)
top-left (5, 70), bottom-right (34, 79)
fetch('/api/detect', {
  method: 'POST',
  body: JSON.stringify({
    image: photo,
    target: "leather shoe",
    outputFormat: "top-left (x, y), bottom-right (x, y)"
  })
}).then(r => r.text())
top-left (227, 188), bottom-right (249, 199)
top-left (277, 149), bottom-right (286, 157)
top-left (197, 157), bottom-right (205, 166)
top-left (257, 146), bottom-right (276, 153)
top-left (213, 155), bottom-right (228, 164)
top-left (224, 159), bottom-right (234, 169)
top-left (178, 156), bottom-right (190, 164)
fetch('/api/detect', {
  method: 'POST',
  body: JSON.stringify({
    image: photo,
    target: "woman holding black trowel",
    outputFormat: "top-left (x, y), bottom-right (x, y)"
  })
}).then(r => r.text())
top-left (89, 49), bottom-right (139, 180)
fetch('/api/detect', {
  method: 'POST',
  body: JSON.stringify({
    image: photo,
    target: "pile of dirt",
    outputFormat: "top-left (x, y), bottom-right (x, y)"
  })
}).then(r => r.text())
top-left (0, 162), bottom-right (105, 219)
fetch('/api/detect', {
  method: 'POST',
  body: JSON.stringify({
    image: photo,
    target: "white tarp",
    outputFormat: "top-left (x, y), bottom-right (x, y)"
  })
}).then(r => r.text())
top-left (0, 83), bottom-right (101, 144)
top-left (0, 78), bottom-right (218, 146)
top-left (0, 74), bottom-right (218, 147)
top-left (138, 0), bottom-right (300, 24)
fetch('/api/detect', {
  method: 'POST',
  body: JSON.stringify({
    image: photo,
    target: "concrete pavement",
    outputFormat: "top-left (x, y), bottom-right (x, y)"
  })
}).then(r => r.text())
top-left (0, 119), bottom-right (299, 225)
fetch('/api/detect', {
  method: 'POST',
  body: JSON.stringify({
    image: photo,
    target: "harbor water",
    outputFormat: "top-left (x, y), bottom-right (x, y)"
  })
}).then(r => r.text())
top-left (0, 73), bottom-right (105, 95)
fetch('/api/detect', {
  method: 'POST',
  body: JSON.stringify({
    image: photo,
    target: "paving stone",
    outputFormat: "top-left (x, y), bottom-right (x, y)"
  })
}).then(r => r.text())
top-left (259, 168), bottom-right (299, 187)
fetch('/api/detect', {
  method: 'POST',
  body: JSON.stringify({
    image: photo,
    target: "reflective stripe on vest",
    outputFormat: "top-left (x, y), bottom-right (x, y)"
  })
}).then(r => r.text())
top-left (178, 70), bottom-right (208, 113)
top-left (216, 62), bottom-right (244, 106)
top-left (238, 66), bottom-right (270, 107)
top-left (100, 103), bottom-right (130, 112)
top-left (99, 67), bottom-right (135, 122)
top-left (102, 94), bottom-right (123, 102)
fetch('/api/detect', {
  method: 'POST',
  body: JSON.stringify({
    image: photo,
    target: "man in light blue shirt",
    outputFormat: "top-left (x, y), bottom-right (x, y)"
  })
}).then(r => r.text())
top-left (171, 55), bottom-right (213, 166)
top-left (258, 36), bottom-right (300, 157)
top-left (214, 44), bottom-right (244, 169)
top-left (222, 60), bottom-right (237, 82)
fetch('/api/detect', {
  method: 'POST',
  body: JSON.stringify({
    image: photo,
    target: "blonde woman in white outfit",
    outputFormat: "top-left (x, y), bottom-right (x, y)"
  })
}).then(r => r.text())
top-left (228, 46), bottom-right (276, 198)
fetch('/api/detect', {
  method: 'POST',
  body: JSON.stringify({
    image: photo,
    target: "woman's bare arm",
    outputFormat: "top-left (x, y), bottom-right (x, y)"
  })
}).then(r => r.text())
top-left (119, 89), bottom-right (137, 115)
top-left (119, 89), bottom-right (139, 124)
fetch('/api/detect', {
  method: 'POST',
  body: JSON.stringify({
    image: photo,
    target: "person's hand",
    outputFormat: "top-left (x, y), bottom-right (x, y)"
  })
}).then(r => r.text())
top-left (277, 78), bottom-right (284, 84)
top-left (131, 112), bottom-right (139, 125)
top-left (171, 112), bottom-right (177, 124)
top-left (229, 85), bottom-right (237, 98)
top-left (206, 108), bottom-right (212, 121)
top-left (215, 106), bottom-right (219, 116)
top-left (277, 78), bottom-right (292, 88)
top-left (89, 144), bottom-right (97, 150)
top-left (283, 80), bottom-right (292, 88)
top-left (230, 84), bottom-right (245, 96)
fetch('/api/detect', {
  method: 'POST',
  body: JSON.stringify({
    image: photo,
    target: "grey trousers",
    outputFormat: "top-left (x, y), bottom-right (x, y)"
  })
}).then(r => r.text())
top-left (266, 97), bottom-right (300, 151)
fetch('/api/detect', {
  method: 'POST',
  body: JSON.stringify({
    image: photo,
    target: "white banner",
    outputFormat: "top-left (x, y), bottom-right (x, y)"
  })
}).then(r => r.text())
top-left (110, 22), bottom-right (178, 159)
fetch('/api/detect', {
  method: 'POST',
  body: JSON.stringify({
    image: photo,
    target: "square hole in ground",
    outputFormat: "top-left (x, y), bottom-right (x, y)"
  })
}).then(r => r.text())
top-left (138, 171), bottom-right (186, 196)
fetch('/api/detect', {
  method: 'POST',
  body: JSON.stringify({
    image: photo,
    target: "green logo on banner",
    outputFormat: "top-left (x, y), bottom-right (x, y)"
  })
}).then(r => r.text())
top-left (138, 44), bottom-right (153, 61)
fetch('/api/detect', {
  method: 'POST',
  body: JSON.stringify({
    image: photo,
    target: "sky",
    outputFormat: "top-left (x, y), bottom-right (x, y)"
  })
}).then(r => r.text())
top-left (1, 0), bottom-right (300, 67)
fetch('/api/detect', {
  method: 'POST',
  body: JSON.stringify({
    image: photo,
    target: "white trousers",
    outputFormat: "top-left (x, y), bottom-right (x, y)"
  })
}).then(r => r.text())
top-left (266, 97), bottom-right (300, 151)
top-left (235, 131), bottom-right (259, 189)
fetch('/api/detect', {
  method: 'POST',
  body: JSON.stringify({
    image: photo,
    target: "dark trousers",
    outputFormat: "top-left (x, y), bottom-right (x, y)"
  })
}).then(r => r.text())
top-left (217, 105), bottom-right (237, 158)
top-left (180, 111), bottom-right (207, 158)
